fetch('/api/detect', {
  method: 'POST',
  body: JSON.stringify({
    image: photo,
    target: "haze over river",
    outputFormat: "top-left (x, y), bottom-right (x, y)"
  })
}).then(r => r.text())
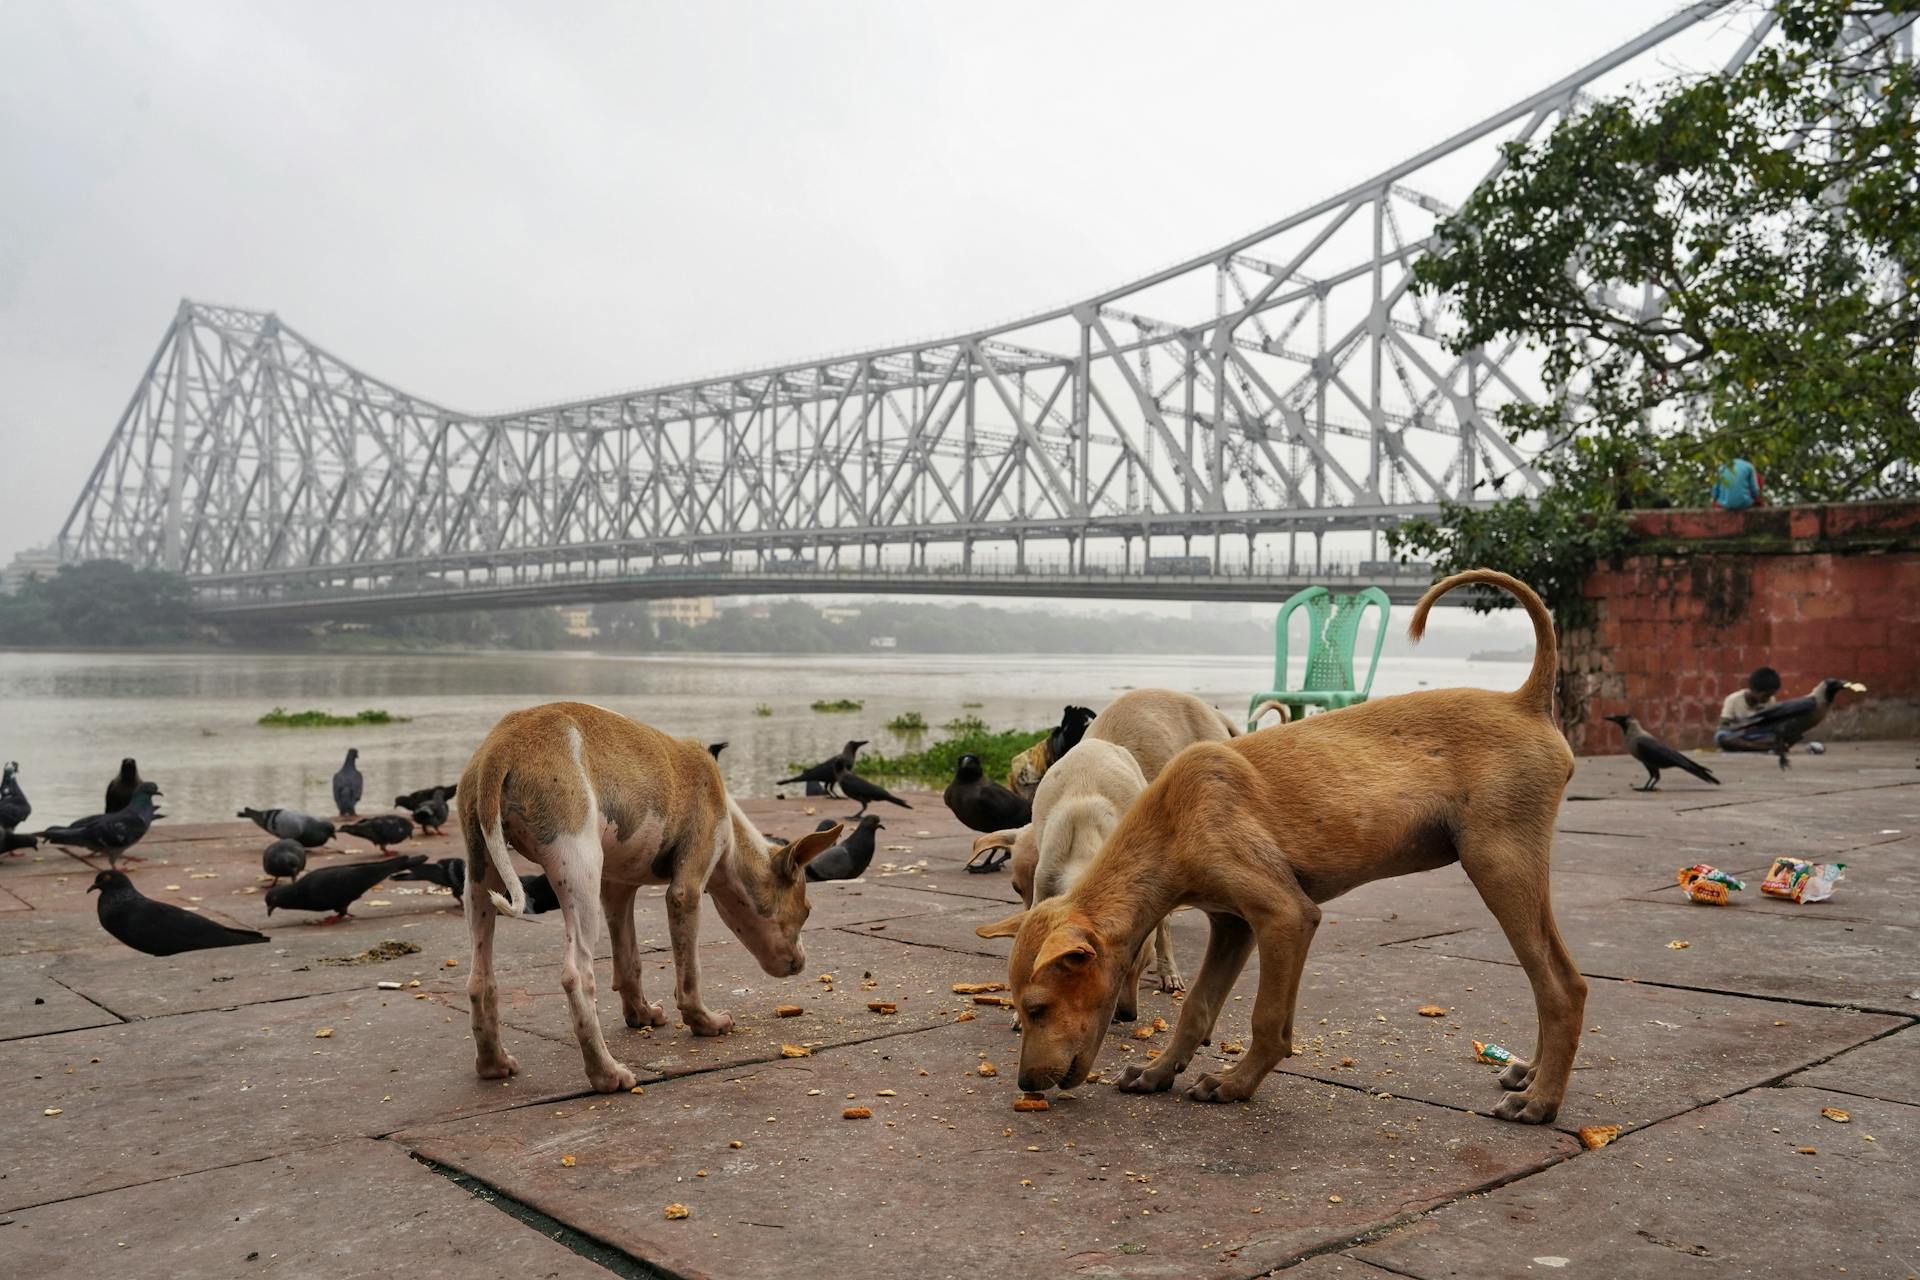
top-left (0, 649), bottom-right (1530, 824)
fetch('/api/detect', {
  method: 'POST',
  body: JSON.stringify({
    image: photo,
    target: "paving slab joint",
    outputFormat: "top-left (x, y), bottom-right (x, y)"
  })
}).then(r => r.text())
top-left (405, 1148), bottom-right (687, 1280)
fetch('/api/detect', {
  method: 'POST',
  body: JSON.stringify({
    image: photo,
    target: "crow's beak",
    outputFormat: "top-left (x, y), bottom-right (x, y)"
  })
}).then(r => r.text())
top-left (87, 883), bottom-right (100, 893)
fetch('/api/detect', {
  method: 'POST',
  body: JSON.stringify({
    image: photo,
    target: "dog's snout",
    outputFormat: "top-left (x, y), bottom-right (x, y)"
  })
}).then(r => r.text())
top-left (1017, 1068), bottom-right (1057, 1092)
top-left (786, 950), bottom-right (806, 976)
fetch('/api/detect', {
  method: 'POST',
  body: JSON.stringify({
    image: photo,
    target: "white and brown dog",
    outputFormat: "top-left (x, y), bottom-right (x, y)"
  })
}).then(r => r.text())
top-left (458, 702), bottom-right (838, 1092)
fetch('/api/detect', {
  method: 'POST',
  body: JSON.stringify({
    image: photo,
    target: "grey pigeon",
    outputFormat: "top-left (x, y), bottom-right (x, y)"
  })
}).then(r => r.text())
top-left (410, 789), bottom-right (449, 835)
top-left (806, 816), bottom-right (882, 882)
top-left (340, 813), bottom-right (413, 851)
top-left (332, 748), bottom-right (364, 818)
top-left (394, 783), bottom-right (459, 810)
top-left (0, 760), bottom-right (30, 839)
top-left (90, 869), bottom-right (268, 955)
top-left (262, 838), bottom-right (307, 884)
top-left (1727, 678), bottom-right (1867, 769)
top-left (265, 854), bottom-right (427, 922)
top-left (1603, 715), bottom-right (1720, 792)
top-left (105, 757), bottom-right (144, 813)
top-left (40, 782), bottom-right (164, 867)
top-left (777, 740), bottom-right (867, 797)
top-left (834, 764), bottom-right (913, 818)
top-left (239, 806), bottom-right (335, 848)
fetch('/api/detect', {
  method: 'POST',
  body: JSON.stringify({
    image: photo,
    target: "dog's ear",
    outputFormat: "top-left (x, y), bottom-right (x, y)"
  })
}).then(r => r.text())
top-left (975, 910), bottom-right (1027, 939)
top-left (970, 828), bottom-right (1022, 857)
top-left (1032, 922), bottom-right (1097, 973)
top-left (778, 823), bottom-right (843, 871)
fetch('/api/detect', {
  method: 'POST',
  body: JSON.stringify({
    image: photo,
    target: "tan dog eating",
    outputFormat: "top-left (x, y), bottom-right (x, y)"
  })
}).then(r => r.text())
top-left (458, 702), bottom-right (839, 1092)
top-left (977, 570), bottom-right (1585, 1123)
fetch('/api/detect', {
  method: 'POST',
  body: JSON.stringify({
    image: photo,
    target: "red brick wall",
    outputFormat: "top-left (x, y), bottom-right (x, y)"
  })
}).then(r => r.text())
top-left (1560, 501), bottom-right (1920, 755)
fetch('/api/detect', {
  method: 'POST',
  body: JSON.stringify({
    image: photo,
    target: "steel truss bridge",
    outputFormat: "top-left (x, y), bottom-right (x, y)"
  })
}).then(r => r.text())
top-left (55, 3), bottom-right (1847, 620)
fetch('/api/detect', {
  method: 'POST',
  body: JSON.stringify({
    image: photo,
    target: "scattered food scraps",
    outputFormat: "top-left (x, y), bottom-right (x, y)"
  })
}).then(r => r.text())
top-left (779, 1044), bottom-right (811, 1058)
top-left (775, 1004), bottom-right (804, 1018)
top-left (1578, 1125), bottom-right (1621, 1150)
top-left (1221, 1040), bottom-right (1246, 1054)
top-left (313, 1027), bottom-right (334, 1039)
top-left (843, 1107), bottom-right (873, 1120)
top-left (952, 982), bottom-right (1008, 995)
top-left (1821, 1107), bottom-right (1852, 1123)
top-left (1014, 1094), bottom-right (1050, 1112)
top-left (1473, 1041), bottom-right (1515, 1066)
top-left (728, 1140), bottom-right (743, 1149)
top-left (443, 958), bottom-right (459, 968)
top-left (1132, 1026), bottom-right (1156, 1040)
top-left (43, 1108), bottom-right (62, 1117)
top-left (954, 1011), bottom-right (977, 1023)
top-left (1666, 940), bottom-right (1691, 950)
top-left (1417, 1004), bottom-right (1448, 1017)
top-left (376, 981), bottom-right (402, 991)
top-left (560, 1155), bottom-right (576, 1167)
top-left (314, 938), bottom-right (420, 966)
top-left (977, 1062), bottom-right (998, 1077)
top-left (1328, 1194), bottom-right (1343, 1204)
top-left (868, 1001), bottom-right (898, 1014)
top-left (972, 994), bottom-right (1012, 1007)
top-left (629, 1086), bottom-right (645, 1095)
top-left (664, 1204), bottom-right (690, 1220)
top-left (1796, 1146), bottom-right (1818, 1155)
top-left (875, 1089), bottom-right (897, 1097)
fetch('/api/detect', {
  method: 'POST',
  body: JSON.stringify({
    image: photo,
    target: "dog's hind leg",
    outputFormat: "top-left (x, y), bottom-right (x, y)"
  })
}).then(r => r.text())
top-left (603, 880), bottom-right (667, 1030)
top-left (1117, 912), bottom-right (1252, 1095)
top-left (1185, 891), bottom-right (1319, 1103)
top-left (1460, 830), bottom-right (1586, 1124)
top-left (464, 875), bottom-right (517, 1080)
top-left (548, 833), bottom-right (637, 1093)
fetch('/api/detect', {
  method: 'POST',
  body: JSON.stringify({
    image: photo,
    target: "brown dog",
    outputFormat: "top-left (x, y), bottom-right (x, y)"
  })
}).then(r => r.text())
top-left (977, 570), bottom-right (1585, 1124)
top-left (458, 702), bottom-right (839, 1092)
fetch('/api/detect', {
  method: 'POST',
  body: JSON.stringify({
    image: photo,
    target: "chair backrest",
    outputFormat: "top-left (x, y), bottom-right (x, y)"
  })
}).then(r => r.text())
top-left (1273, 586), bottom-right (1392, 695)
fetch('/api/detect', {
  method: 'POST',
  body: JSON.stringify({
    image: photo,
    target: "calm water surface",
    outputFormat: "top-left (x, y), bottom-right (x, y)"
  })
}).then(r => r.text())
top-left (0, 649), bottom-right (1528, 823)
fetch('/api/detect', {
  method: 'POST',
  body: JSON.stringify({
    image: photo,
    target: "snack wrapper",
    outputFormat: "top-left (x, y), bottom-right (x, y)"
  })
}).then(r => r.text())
top-left (1473, 1040), bottom-right (1514, 1066)
top-left (1681, 877), bottom-right (1729, 905)
top-left (1676, 864), bottom-right (1746, 893)
top-left (1760, 857), bottom-right (1846, 903)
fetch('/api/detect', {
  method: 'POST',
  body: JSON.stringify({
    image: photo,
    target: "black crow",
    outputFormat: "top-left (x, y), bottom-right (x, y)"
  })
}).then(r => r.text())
top-left (835, 764), bottom-right (912, 818)
top-left (944, 753), bottom-right (1033, 831)
top-left (340, 813), bottom-right (414, 851)
top-left (265, 854), bottom-right (427, 922)
top-left (238, 806), bottom-right (335, 848)
top-left (391, 857), bottom-right (558, 913)
top-left (40, 782), bottom-right (164, 867)
top-left (707, 741), bottom-right (728, 759)
top-left (90, 870), bottom-right (268, 955)
top-left (410, 789), bottom-right (449, 835)
top-left (332, 748), bottom-right (364, 818)
top-left (1603, 715), bottom-right (1720, 791)
top-left (104, 757), bottom-right (144, 813)
top-left (805, 817), bottom-right (880, 882)
top-left (1727, 678), bottom-right (1867, 769)
top-left (778, 740), bottom-right (868, 797)
top-left (394, 783), bottom-right (459, 810)
top-left (0, 760), bottom-right (31, 831)
top-left (2, 831), bottom-right (38, 856)
top-left (262, 838), bottom-right (307, 884)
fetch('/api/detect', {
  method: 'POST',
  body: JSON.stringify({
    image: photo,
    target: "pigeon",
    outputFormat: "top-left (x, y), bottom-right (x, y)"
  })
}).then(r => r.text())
top-left (104, 757), bottom-right (144, 813)
top-left (943, 753), bottom-right (1033, 832)
top-left (39, 782), bottom-right (164, 867)
top-left (2, 831), bottom-right (38, 856)
top-left (805, 816), bottom-right (882, 882)
top-left (834, 764), bottom-right (913, 818)
top-left (332, 748), bottom-right (364, 818)
top-left (90, 869), bottom-right (268, 955)
top-left (1603, 715), bottom-right (1720, 791)
top-left (778, 740), bottom-right (868, 797)
top-left (262, 838), bottom-right (307, 884)
top-left (1727, 678), bottom-right (1868, 769)
top-left (410, 789), bottom-right (449, 836)
top-left (239, 806), bottom-right (335, 848)
top-left (0, 760), bottom-right (31, 832)
top-left (265, 854), bottom-right (427, 922)
top-left (394, 783), bottom-right (459, 811)
top-left (339, 813), bottom-right (413, 851)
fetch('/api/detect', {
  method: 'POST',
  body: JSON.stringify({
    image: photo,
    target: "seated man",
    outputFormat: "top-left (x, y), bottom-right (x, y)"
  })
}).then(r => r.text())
top-left (1712, 457), bottom-right (1764, 511)
top-left (1715, 666), bottom-right (1782, 751)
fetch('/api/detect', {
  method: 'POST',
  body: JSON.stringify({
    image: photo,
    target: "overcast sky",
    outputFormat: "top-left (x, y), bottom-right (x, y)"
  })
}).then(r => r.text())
top-left (1, 0), bottom-right (1689, 584)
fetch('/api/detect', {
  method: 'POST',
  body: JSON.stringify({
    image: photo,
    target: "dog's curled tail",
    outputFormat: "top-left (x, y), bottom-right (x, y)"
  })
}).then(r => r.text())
top-left (1408, 569), bottom-right (1557, 717)
top-left (459, 743), bottom-right (526, 918)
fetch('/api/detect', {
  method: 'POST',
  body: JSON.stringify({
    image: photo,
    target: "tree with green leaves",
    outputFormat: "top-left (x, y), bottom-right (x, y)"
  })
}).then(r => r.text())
top-left (1395, 0), bottom-right (1918, 620)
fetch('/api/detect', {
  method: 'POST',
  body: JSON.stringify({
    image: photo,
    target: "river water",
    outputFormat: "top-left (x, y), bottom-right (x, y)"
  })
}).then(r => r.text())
top-left (0, 649), bottom-right (1528, 824)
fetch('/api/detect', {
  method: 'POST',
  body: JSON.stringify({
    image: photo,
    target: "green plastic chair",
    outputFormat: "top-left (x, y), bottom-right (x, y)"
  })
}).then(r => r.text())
top-left (1246, 585), bottom-right (1391, 729)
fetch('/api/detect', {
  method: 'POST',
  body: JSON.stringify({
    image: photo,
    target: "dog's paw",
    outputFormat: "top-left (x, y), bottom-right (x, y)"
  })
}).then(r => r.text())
top-left (475, 1051), bottom-right (520, 1080)
top-left (684, 1008), bottom-right (735, 1037)
top-left (1498, 1059), bottom-right (1535, 1092)
top-left (624, 1000), bottom-right (669, 1030)
top-left (1116, 1063), bottom-right (1176, 1094)
top-left (590, 1062), bottom-right (639, 1094)
top-left (1492, 1090), bottom-right (1558, 1124)
top-left (1182, 1072), bottom-right (1254, 1104)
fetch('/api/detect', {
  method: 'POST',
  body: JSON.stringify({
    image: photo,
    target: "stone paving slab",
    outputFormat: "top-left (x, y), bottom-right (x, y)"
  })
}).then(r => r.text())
top-left (1412, 901), bottom-right (1920, 1014)
top-left (399, 1020), bottom-right (1577, 1280)
top-left (1350, 1086), bottom-right (1920, 1280)
top-left (1790, 1025), bottom-right (1920, 1108)
top-left (431, 930), bottom-right (1012, 1088)
top-left (0, 985), bottom-right (587, 1213)
top-left (1263, 946), bottom-right (1903, 1135)
top-left (0, 1138), bottom-right (609, 1280)
top-left (1266, 1258), bottom-right (1408, 1279)
top-left (0, 958), bottom-right (120, 1041)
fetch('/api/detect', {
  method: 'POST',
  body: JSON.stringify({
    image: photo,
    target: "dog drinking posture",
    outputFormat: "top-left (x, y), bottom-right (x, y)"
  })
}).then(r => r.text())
top-left (459, 702), bottom-right (840, 1092)
top-left (978, 570), bottom-right (1586, 1124)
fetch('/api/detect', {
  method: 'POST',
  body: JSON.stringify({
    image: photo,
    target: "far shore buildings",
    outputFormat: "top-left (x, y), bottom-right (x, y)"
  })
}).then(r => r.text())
top-left (2, 546), bottom-right (62, 595)
top-left (648, 596), bottom-right (717, 628)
